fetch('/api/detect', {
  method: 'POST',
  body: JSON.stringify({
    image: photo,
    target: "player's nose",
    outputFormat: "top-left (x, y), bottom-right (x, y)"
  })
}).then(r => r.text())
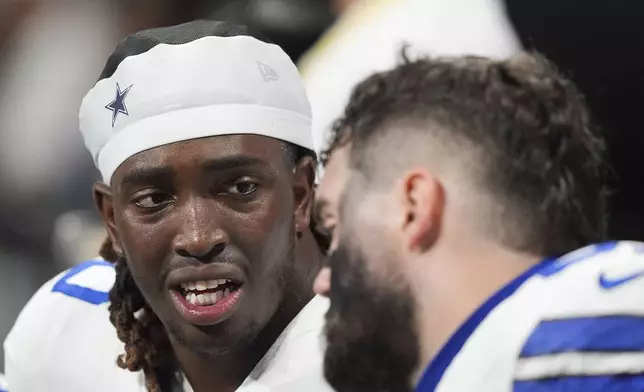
top-left (314, 267), bottom-right (331, 297)
top-left (174, 198), bottom-right (228, 262)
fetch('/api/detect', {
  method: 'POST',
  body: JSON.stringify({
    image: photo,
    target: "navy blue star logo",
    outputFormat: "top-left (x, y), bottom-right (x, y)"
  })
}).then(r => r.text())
top-left (105, 83), bottom-right (133, 127)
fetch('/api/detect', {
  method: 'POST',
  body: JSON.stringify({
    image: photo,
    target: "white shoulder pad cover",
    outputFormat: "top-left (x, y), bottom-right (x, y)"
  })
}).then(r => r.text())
top-left (4, 260), bottom-right (145, 391)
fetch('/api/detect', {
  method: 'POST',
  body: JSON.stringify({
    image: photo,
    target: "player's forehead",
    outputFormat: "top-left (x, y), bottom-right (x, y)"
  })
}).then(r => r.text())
top-left (111, 134), bottom-right (286, 186)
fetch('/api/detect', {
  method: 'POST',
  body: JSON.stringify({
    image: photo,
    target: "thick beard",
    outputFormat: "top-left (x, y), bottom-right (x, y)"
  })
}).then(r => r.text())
top-left (323, 242), bottom-right (420, 392)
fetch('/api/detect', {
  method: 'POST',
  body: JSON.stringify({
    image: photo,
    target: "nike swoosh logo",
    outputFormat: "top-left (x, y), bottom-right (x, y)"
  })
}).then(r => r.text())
top-left (599, 270), bottom-right (644, 289)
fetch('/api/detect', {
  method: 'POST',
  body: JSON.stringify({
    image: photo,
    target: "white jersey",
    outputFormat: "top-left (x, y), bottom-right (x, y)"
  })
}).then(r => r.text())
top-left (298, 0), bottom-right (522, 155)
top-left (3, 259), bottom-right (332, 392)
top-left (418, 241), bottom-right (644, 392)
top-left (0, 373), bottom-right (7, 392)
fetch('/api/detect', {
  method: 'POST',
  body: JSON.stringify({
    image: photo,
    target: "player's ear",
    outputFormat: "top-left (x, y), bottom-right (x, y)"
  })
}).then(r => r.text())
top-left (293, 155), bottom-right (316, 235)
top-left (399, 169), bottom-right (444, 252)
top-left (93, 182), bottom-right (123, 256)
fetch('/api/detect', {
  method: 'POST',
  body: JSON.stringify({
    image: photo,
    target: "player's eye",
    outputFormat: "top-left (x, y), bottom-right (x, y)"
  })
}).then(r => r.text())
top-left (225, 178), bottom-right (259, 196)
top-left (133, 192), bottom-right (172, 209)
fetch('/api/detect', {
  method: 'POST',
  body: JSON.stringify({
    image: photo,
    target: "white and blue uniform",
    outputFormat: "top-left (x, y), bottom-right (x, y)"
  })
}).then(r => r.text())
top-left (3, 259), bottom-right (331, 392)
top-left (418, 241), bottom-right (644, 392)
top-left (4, 260), bottom-right (143, 391)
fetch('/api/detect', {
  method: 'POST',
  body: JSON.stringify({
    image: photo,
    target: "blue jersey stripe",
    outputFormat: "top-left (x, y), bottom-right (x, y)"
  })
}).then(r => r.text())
top-left (415, 258), bottom-right (556, 392)
top-left (514, 375), bottom-right (644, 392)
top-left (51, 259), bottom-right (113, 305)
top-left (520, 315), bottom-right (644, 358)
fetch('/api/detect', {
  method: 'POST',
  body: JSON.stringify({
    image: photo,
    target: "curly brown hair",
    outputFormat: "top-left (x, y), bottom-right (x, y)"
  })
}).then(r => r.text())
top-left (102, 142), bottom-right (329, 392)
top-left (323, 51), bottom-right (608, 257)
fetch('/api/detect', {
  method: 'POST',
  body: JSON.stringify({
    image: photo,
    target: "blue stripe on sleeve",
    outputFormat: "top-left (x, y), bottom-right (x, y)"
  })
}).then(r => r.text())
top-left (414, 257), bottom-right (557, 392)
top-left (514, 375), bottom-right (644, 392)
top-left (51, 259), bottom-right (113, 305)
top-left (520, 315), bottom-right (644, 358)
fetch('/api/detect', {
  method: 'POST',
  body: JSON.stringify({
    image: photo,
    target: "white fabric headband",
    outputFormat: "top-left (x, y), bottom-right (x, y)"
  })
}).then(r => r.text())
top-left (79, 35), bottom-right (313, 184)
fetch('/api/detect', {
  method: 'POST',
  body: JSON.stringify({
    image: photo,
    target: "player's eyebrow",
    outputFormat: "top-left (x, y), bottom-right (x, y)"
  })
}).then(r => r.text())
top-left (200, 155), bottom-right (269, 173)
top-left (120, 166), bottom-right (174, 188)
top-left (119, 155), bottom-right (271, 188)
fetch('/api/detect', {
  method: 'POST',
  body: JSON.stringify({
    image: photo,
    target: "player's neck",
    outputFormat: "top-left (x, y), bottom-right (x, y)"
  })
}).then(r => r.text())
top-left (172, 344), bottom-right (257, 392)
top-left (409, 237), bottom-right (541, 384)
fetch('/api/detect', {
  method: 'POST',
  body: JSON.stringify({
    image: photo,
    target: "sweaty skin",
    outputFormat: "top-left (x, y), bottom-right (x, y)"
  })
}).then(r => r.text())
top-left (95, 134), bottom-right (323, 392)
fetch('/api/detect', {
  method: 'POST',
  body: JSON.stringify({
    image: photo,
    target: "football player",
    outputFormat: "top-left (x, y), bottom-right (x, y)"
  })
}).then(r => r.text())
top-left (4, 20), bottom-right (333, 392)
top-left (314, 52), bottom-right (644, 392)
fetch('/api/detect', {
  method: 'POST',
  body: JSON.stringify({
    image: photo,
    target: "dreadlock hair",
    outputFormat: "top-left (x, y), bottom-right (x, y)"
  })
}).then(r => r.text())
top-left (103, 141), bottom-right (327, 392)
top-left (102, 238), bottom-right (178, 392)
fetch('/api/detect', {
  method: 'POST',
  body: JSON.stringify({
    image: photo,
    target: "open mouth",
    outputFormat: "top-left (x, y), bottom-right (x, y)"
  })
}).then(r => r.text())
top-left (167, 265), bottom-right (246, 326)
top-left (177, 279), bottom-right (242, 307)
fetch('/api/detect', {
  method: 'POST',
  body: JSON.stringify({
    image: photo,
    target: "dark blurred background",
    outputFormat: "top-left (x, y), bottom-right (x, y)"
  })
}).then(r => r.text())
top-left (1, 0), bottom-right (642, 371)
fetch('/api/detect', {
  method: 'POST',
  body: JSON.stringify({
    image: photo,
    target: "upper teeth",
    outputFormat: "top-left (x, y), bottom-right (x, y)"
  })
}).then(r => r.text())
top-left (181, 279), bottom-right (229, 291)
